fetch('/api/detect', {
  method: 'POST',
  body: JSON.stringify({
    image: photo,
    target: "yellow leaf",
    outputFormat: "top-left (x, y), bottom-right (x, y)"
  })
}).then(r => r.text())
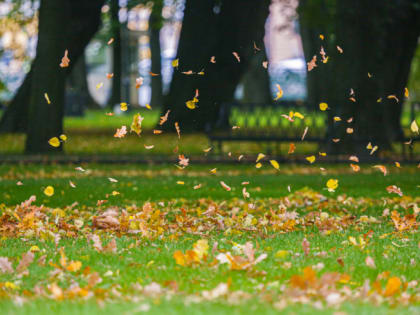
top-left (130, 113), bottom-right (144, 136)
top-left (96, 82), bottom-right (103, 90)
top-left (120, 102), bottom-right (128, 111)
top-left (177, 181), bottom-right (184, 185)
top-left (404, 87), bottom-right (409, 98)
top-left (306, 155), bottom-right (316, 164)
top-left (274, 84), bottom-right (283, 100)
top-left (256, 153), bottom-right (265, 162)
top-left (319, 34), bottom-right (324, 40)
top-left (111, 191), bottom-right (120, 196)
top-left (48, 137), bottom-right (60, 147)
top-left (44, 93), bottom-right (51, 104)
top-left (186, 97), bottom-right (198, 109)
top-left (193, 239), bottom-right (209, 260)
top-left (66, 261), bottom-right (82, 272)
top-left (172, 59), bottom-right (179, 67)
top-left (145, 104), bottom-right (152, 110)
top-left (411, 120), bottom-right (419, 134)
top-left (319, 102), bottom-right (328, 111)
top-left (270, 160), bottom-right (280, 170)
top-left (44, 186), bottom-right (54, 197)
top-left (59, 134), bottom-right (67, 141)
top-left (334, 116), bottom-right (341, 122)
top-left (173, 251), bottom-right (186, 266)
top-left (384, 276), bottom-right (401, 296)
top-left (326, 179), bottom-right (338, 192)
top-left (30, 245), bottom-right (40, 252)
top-left (293, 112), bottom-right (304, 119)
top-left (255, 162), bottom-right (262, 169)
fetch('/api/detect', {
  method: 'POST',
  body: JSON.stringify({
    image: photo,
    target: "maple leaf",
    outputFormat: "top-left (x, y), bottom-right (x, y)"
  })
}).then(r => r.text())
top-left (159, 110), bottom-right (170, 125)
top-left (178, 155), bottom-right (189, 167)
top-left (114, 126), bottom-right (127, 138)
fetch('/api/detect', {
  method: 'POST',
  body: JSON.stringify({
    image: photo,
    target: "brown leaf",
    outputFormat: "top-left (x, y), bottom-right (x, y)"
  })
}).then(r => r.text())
top-left (0, 257), bottom-right (13, 273)
top-left (16, 251), bottom-right (34, 273)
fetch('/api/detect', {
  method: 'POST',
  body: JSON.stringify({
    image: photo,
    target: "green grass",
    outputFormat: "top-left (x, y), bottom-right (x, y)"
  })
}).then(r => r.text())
top-left (0, 164), bottom-right (419, 314)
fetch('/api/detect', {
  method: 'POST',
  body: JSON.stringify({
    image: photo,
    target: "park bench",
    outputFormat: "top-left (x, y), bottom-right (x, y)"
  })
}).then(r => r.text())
top-left (206, 101), bottom-right (418, 159)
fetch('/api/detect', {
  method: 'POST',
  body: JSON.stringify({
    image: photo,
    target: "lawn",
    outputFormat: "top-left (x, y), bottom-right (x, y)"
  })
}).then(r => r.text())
top-left (0, 163), bottom-right (419, 314)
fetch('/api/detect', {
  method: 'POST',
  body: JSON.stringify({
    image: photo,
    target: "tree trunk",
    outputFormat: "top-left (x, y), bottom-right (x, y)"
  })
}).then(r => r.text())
top-left (150, 4), bottom-right (163, 108)
top-left (241, 39), bottom-right (272, 104)
top-left (0, 0), bottom-right (105, 134)
top-left (160, 0), bottom-right (270, 132)
top-left (25, 0), bottom-right (69, 153)
top-left (108, 0), bottom-right (122, 109)
top-left (67, 54), bottom-right (100, 109)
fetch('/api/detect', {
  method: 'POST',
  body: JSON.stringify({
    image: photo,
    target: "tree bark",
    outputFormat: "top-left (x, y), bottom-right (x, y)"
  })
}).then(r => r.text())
top-left (150, 3), bottom-right (163, 108)
top-left (160, 0), bottom-right (270, 132)
top-left (108, 0), bottom-right (122, 109)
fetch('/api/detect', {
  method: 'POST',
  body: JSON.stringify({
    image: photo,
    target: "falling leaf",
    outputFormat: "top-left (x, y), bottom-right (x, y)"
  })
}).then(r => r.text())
top-left (242, 187), bottom-right (250, 199)
top-left (193, 184), bottom-right (202, 190)
top-left (232, 52), bottom-right (240, 62)
top-left (270, 160), bottom-right (280, 170)
top-left (386, 185), bottom-right (403, 197)
top-left (203, 147), bottom-right (212, 153)
top-left (106, 73), bottom-right (114, 79)
top-left (69, 181), bottom-right (76, 188)
top-left (319, 34), bottom-right (324, 40)
top-left (114, 126), bottom-right (127, 138)
top-left (319, 102), bottom-right (328, 111)
top-left (59, 50), bottom-right (70, 68)
top-left (186, 97), bottom-right (198, 109)
top-left (387, 95), bottom-right (399, 102)
top-left (307, 55), bottom-right (317, 71)
top-left (373, 165), bottom-right (387, 176)
top-left (120, 102), bottom-right (128, 111)
top-left (136, 77), bottom-right (144, 89)
top-left (404, 87), bottom-right (409, 98)
top-left (130, 113), bottom-right (144, 136)
top-left (145, 104), bottom-right (152, 110)
top-left (44, 186), bottom-right (54, 197)
top-left (326, 179), bottom-right (338, 192)
top-left (159, 110), bottom-right (170, 125)
top-left (346, 128), bottom-right (354, 134)
top-left (411, 120), bottom-right (419, 134)
top-left (255, 163), bottom-right (262, 169)
top-left (144, 145), bottom-right (154, 150)
top-left (256, 153), bottom-right (265, 163)
top-left (395, 161), bottom-right (401, 168)
top-left (274, 84), bottom-right (283, 100)
top-left (108, 178), bottom-right (118, 183)
top-left (220, 181), bottom-right (231, 191)
top-left (59, 134), bottom-right (67, 141)
top-left (176, 181), bottom-right (184, 185)
top-left (48, 137), bottom-right (60, 148)
top-left (107, 38), bottom-right (114, 45)
top-left (210, 56), bottom-right (216, 63)
top-left (336, 45), bottom-right (343, 53)
top-left (172, 59), bottom-right (179, 67)
top-left (178, 155), bottom-right (189, 167)
top-left (262, 61), bottom-right (268, 69)
top-left (210, 168), bottom-right (217, 174)
top-left (349, 155), bottom-right (359, 162)
top-left (301, 127), bottom-right (309, 140)
top-left (350, 164), bottom-right (360, 172)
top-left (306, 156), bottom-right (316, 164)
top-left (44, 93), bottom-right (51, 104)
top-left (334, 116), bottom-right (342, 122)
top-left (175, 122), bottom-right (181, 139)
top-left (288, 143), bottom-right (296, 154)
top-left (153, 130), bottom-right (162, 134)
top-left (96, 82), bottom-right (103, 90)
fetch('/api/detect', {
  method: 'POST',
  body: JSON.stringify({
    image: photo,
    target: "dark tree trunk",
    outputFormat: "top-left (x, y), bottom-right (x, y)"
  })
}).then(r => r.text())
top-left (67, 54), bottom-right (100, 109)
top-left (160, 0), bottom-right (270, 132)
top-left (299, 0), bottom-right (420, 155)
top-left (25, 0), bottom-right (69, 153)
top-left (108, 0), bottom-right (122, 109)
top-left (0, 0), bottom-right (105, 135)
top-left (150, 4), bottom-right (163, 108)
top-left (241, 40), bottom-right (272, 104)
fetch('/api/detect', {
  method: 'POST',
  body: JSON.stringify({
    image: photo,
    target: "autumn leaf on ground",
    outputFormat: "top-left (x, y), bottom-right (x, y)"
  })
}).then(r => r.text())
top-left (0, 257), bottom-right (13, 274)
top-left (365, 256), bottom-right (376, 268)
top-left (384, 277), bottom-right (401, 296)
top-left (302, 238), bottom-right (310, 256)
top-left (60, 50), bottom-right (70, 68)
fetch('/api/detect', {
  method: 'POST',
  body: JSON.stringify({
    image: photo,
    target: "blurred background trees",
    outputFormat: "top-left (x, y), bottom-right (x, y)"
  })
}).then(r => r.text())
top-left (0, 0), bottom-right (419, 154)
